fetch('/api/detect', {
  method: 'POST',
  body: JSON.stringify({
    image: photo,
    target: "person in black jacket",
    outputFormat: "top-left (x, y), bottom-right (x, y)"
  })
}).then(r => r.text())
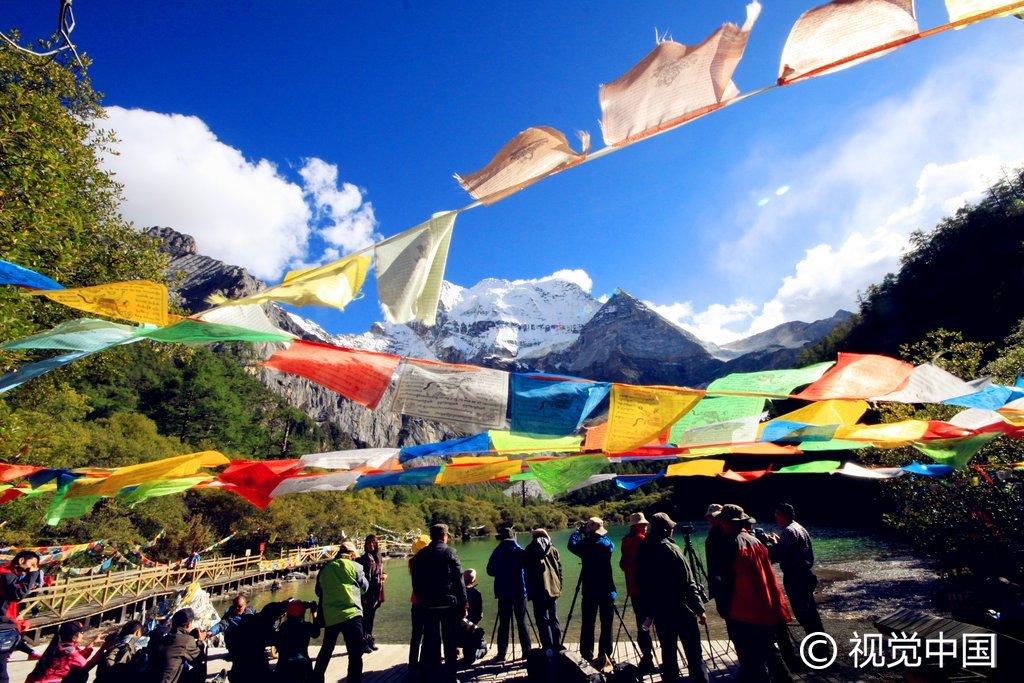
top-left (145, 609), bottom-right (205, 683)
top-left (485, 527), bottom-right (530, 660)
top-left (408, 524), bottom-right (466, 683)
top-left (221, 601), bottom-right (288, 682)
top-left (636, 512), bottom-right (708, 683)
top-left (274, 600), bottom-right (320, 682)
top-left (524, 528), bottom-right (563, 652)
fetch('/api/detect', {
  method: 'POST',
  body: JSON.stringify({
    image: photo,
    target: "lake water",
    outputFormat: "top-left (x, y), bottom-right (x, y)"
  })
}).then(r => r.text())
top-left (224, 523), bottom-right (911, 644)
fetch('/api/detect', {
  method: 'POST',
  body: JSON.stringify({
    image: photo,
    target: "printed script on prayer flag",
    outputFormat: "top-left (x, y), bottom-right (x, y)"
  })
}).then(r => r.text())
top-left (29, 281), bottom-right (170, 327)
top-left (375, 212), bottom-right (456, 326)
top-left (456, 127), bottom-right (589, 204)
top-left (392, 361), bottom-right (509, 432)
top-left (778, 0), bottom-right (918, 84)
top-left (872, 363), bottom-right (977, 403)
top-left (263, 340), bottom-right (401, 409)
top-left (509, 374), bottom-right (609, 436)
top-left (1, 318), bottom-right (140, 353)
top-left (796, 353), bottom-right (914, 400)
top-left (195, 303), bottom-right (295, 338)
top-left (605, 384), bottom-right (703, 453)
top-left (599, 1), bottom-right (760, 146)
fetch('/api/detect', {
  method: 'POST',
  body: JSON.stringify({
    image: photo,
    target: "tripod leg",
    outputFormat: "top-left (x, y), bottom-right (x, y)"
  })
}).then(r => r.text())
top-left (525, 601), bottom-right (540, 646)
top-left (615, 595), bottom-right (629, 647)
top-left (611, 600), bottom-right (642, 662)
top-left (490, 611), bottom-right (499, 658)
top-left (560, 574), bottom-right (583, 648)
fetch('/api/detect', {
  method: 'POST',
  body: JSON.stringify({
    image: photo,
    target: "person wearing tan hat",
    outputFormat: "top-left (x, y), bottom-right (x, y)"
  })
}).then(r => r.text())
top-left (524, 528), bottom-right (563, 651)
top-left (619, 512), bottom-right (654, 672)
top-left (313, 541), bottom-right (368, 682)
top-left (636, 512), bottom-right (707, 683)
top-left (568, 517), bottom-right (616, 672)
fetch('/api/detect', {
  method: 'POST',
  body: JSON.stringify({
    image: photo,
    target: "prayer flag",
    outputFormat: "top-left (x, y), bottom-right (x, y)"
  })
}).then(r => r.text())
top-left (707, 362), bottom-right (833, 397)
top-left (118, 476), bottom-right (211, 506)
top-left (138, 319), bottom-right (292, 344)
top-left (605, 384), bottom-right (703, 453)
top-left (759, 421), bottom-right (838, 443)
top-left (912, 433), bottom-right (998, 469)
top-left (683, 443), bottom-right (801, 456)
top-left (774, 400), bottom-right (868, 426)
top-left (796, 353), bottom-right (914, 400)
top-left (46, 486), bottom-right (102, 526)
top-left (945, 0), bottom-right (1024, 22)
top-left (269, 471), bottom-right (362, 498)
top-left (583, 423), bottom-right (607, 451)
top-left (0, 464), bottom-right (44, 482)
top-left (833, 462), bottom-right (904, 479)
top-left (945, 384), bottom-right (1024, 410)
top-left (615, 473), bottom-right (663, 491)
top-left (456, 127), bottom-right (589, 204)
top-left (195, 303), bottom-right (294, 338)
top-left (873, 364), bottom-right (976, 403)
top-left (778, 0), bottom-right (918, 85)
top-left (436, 459), bottom-right (522, 486)
top-left (509, 374), bottom-right (609, 436)
top-left (0, 351), bottom-right (89, 394)
top-left (488, 431), bottom-right (583, 454)
top-left (375, 212), bottom-right (456, 326)
top-left (207, 253), bottom-right (371, 311)
top-left (665, 459), bottom-right (725, 477)
top-left (527, 455), bottom-right (607, 496)
top-left (674, 415), bottom-right (764, 447)
top-left (776, 460), bottom-right (841, 474)
top-left (600, 1), bottom-right (761, 146)
top-left (66, 451), bottom-right (229, 498)
top-left (902, 461), bottom-right (954, 477)
top-left (393, 361), bottom-right (509, 431)
top-left (669, 395), bottom-right (766, 443)
top-left (567, 473), bottom-right (618, 493)
top-left (2, 318), bottom-right (140, 353)
top-left (399, 433), bottom-right (492, 463)
top-left (28, 281), bottom-right (169, 327)
top-left (354, 467), bottom-right (442, 490)
top-left (299, 448), bottom-right (399, 471)
top-left (718, 469), bottom-right (771, 482)
top-left (0, 259), bottom-right (62, 290)
top-left (264, 340), bottom-right (401, 409)
top-left (949, 408), bottom-right (1008, 431)
top-left (799, 439), bottom-right (868, 451)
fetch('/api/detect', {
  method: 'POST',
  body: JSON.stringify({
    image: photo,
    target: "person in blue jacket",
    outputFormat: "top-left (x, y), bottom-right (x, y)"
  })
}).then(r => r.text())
top-left (568, 517), bottom-right (617, 672)
top-left (485, 526), bottom-right (531, 660)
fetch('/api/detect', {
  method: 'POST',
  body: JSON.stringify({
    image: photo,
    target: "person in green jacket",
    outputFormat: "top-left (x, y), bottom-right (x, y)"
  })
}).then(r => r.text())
top-left (313, 542), bottom-right (368, 683)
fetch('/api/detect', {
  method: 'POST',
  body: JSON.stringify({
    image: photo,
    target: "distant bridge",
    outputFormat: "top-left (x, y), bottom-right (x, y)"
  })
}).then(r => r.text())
top-left (17, 545), bottom-right (339, 643)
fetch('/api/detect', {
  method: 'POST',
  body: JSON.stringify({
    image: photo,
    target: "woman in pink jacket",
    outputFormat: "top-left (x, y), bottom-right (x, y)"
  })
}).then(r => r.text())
top-left (27, 621), bottom-right (106, 683)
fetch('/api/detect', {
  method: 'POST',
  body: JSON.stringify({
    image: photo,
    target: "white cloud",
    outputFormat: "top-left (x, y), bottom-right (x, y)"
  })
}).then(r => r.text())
top-left (513, 268), bottom-right (594, 293)
top-left (101, 107), bottom-right (375, 281)
top-left (299, 158), bottom-right (380, 252)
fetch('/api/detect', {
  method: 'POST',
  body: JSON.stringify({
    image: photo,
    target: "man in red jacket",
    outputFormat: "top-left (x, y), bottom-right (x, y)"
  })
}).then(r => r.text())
top-left (619, 512), bottom-right (654, 673)
top-left (715, 504), bottom-right (792, 683)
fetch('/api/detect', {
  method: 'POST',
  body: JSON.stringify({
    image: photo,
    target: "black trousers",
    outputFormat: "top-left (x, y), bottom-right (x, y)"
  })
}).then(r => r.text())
top-left (783, 576), bottom-right (823, 635)
top-left (631, 596), bottom-right (654, 661)
top-left (419, 606), bottom-right (461, 682)
top-left (408, 605), bottom-right (425, 668)
top-left (531, 595), bottom-right (562, 650)
top-left (580, 593), bottom-right (613, 660)
top-left (654, 614), bottom-right (706, 683)
top-left (363, 603), bottom-right (378, 640)
top-left (728, 620), bottom-right (792, 683)
top-left (313, 616), bottom-right (365, 683)
top-left (0, 651), bottom-right (10, 683)
top-left (496, 594), bottom-right (531, 657)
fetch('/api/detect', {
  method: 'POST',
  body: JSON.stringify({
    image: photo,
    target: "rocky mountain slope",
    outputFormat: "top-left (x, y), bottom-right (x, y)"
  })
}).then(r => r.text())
top-left (148, 227), bottom-right (851, 445)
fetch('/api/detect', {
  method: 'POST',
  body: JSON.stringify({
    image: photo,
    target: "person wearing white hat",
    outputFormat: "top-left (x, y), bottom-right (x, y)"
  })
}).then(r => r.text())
top-left (568, 517), bottom-right (616, 672)
top-left (619, 512), bottom-right (654, 672)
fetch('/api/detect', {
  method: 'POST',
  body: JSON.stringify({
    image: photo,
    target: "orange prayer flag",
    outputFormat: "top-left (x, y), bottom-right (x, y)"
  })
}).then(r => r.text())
top-left (456, 127), bottom-right (589, 204)
top-left (778, 0), bottom-right (918, 85)
top-left (796, 353), bottom-right (914, 400)
top-left (599, 1), bottom-right (761, 146)
top-left (263, 340), bottom-right (401, 409)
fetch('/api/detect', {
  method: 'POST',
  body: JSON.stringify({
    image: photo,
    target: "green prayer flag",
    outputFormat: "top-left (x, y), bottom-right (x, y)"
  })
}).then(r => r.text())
top-left (137, 319), bottom-right (292, 344)
top-left (776, 460), bottom-right (841, 474)
top-left (527, 456), bottom-right (607, 496)
top-left (798, 439), bottom-right (869, 452)
top-left (46, 487), bottom-right (101, 526)
top-left (912, 433), bottom-right (998, 469)
top-left (117, 476), bottom-right (210, 506)
top-left (669, 396), bottom-right (766, 443)
top-left (489, 431), bottom-right (583, 454)
top-left (707, 362), bottom-right (833, 397)
top-left (508, 471), bottom-right (537, 482)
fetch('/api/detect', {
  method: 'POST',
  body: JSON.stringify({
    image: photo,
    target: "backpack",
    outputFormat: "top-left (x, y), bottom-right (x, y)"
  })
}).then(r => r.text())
top-left (0, 618), bottom-right (20, 656)
top-left (541, 546), bottom-right (563, 598)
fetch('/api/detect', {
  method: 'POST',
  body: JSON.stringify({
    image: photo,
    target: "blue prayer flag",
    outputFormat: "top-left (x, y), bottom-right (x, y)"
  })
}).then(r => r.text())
top-left (510, 374), bottom-right (609, 436)
top-left (399, 433), bottom-right (492, 463)
top-left (901, 461), bottom-right (954, 477)
top-left (353, 466), bottom-right (441, 490)
top-left (0, 259), bottom-right (63, 290)
top-left (615, 473), bottom-right (663, 491)
top-left (944, 384), bottom-right (1024, 410)
top-left (0, 351), bottom-right (89, 394)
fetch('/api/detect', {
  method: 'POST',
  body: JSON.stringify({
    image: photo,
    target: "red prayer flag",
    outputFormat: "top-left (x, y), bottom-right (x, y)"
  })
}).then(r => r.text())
top-left (216, 459), bottom-right (304, 509)
top-left (263, 340), bottom-right (401, 409)
top-left (719, 469), bottom-right (772, 482)
top-left (796, 353), bottom-right (913, 400)
top-left (0, 464), bottom-right (44, 482)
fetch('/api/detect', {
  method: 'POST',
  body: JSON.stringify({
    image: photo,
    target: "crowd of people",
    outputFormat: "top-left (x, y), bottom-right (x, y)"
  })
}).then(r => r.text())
top-left (0, 503), bottom-right (823, 683)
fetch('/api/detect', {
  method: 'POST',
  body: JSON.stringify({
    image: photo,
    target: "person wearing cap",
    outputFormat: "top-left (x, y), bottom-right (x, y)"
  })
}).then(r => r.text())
top-left (766, 503), bottom-right (823, 636)
top-left (406, 534), bottom-right (431, 677)
top-left (568, 516), bottom-right (616, 672)
top-left (274, 600), bottom-right (320, 681)
top-left (524, 528), bottom-right (563, 652)
top-left (459, 570), bottom-right (486, 665)
top-left (486, 526), bottom-right (531, 660)
top-left (313, 541), bottom-right (369, 683)
top-left (704, 503), bottom-right (732, 617)
top-left (635, 512), bottom-right (707, 683)
top-left (717, 504), bottom-right (792, 682)
top-left (409, 523), bottom-right (466, 682)
top-left (619, 512), bottom-right (655, 672)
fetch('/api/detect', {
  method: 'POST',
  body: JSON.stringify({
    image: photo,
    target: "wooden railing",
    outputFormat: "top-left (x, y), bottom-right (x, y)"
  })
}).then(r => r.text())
top-left (18, 545), bottom-right (339, 622)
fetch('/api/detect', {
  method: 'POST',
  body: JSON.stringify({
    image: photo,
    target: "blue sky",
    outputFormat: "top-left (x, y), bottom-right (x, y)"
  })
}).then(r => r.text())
top-left (7, 1), bottom-right (1024, 342)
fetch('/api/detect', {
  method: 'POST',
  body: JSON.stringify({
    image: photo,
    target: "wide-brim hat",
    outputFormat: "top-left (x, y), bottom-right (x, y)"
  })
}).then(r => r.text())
top-left (628, 512), bottom-right (649, 526)
top-left (718, 503), bottom-right (755, 524)
top-left (651, 512), bottom-right (675, 531)
top-left (587, 516), bottom-right (608, 536)
top-left (705, 503), bottom-right (723, 518)
top-left (339, 541), bottom-right (358, 556)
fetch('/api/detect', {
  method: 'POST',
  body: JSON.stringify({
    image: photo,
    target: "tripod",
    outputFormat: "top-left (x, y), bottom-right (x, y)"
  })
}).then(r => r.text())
top-left (678, 526), bottom-right (719, 670)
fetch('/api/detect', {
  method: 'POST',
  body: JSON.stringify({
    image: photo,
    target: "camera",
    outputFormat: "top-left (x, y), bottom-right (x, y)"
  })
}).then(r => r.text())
top-left (752, 527), bottom-right (771, 543)
top-left (676, 523), bottom-right (695, 535)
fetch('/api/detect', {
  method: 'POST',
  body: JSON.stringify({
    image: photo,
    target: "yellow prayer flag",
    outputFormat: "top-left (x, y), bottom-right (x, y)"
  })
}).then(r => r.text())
top-left (450, 456), bottom-right (509, 465)
top-left (209, 253), bottom-right (371, 310)
top-left (488, 431), bottom-right (583, 454)
top-left (29, 281), bottom-right (169, 327)
top-left (436, 459), bottom-right (522, 486)
top-left (605, 384), bottom-right (704, 453)
top-left (665, 459), bottom-right (725, 477)
top-left (67, 451), bottom-right (229, 498)
top-left (773, 400), bottom-right (868, 426)
top-left (945, 0), bottom-right (1024, 24)
top-left (835, 420), bottom-right (929, 444)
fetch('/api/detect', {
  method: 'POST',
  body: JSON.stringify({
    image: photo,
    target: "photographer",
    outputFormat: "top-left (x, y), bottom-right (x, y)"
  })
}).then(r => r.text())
top-left (567, 517), bottom-right (616, 673)
top-left (274, 600), bottom-right (320, 681)
top-left (764, 503), bottom-right (823, 636)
